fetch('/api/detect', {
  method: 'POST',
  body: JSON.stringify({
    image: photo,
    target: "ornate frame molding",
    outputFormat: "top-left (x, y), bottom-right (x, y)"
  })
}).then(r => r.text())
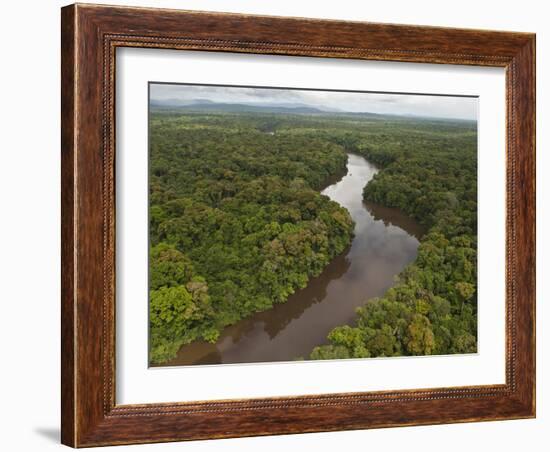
top-left (61, 4), bottom-right (535, 447)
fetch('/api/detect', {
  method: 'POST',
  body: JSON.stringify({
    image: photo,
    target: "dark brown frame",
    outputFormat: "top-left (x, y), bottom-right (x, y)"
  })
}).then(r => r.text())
top-left (61, 3), bottom-right (536, 447)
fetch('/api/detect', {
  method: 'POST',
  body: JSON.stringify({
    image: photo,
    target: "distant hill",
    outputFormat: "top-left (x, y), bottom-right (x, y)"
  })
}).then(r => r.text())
top-left (150, 100), bottom-right (333, 114)
top-left (149, 99), bottom-right (476, 123)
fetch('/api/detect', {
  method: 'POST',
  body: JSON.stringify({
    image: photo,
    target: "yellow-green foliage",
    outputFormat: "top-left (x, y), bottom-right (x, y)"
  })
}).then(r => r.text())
top-left (311, 118), bottom-right (478, 360)
top-left (149, 112), bottom-right (355, 363)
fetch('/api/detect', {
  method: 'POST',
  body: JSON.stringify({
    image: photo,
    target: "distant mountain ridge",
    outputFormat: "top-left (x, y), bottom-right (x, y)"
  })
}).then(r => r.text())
top-left (150, 99), bottom-right (335, 114)
top-left (149, 99), bottom-right (475, 122)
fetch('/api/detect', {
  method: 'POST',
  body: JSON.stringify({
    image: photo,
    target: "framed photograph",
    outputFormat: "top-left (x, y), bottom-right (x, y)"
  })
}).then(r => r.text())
top-left (61, 3), bottom-right (535, 447)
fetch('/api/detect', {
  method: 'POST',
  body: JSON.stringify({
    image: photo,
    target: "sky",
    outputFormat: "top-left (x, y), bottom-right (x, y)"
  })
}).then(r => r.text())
top-left (150, 83), bottom-right (478, 121)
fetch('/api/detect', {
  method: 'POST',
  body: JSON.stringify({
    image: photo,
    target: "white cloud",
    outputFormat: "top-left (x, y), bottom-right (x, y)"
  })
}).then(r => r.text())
top-left (150, 83), bottom-right (477, 120)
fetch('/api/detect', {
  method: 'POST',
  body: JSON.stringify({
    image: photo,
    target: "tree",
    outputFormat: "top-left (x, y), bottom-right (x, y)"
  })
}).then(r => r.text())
top-left (406, 314), bottom-right (435, 355)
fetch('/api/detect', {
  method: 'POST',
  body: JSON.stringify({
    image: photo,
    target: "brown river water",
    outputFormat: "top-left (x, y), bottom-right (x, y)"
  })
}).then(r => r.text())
top-left (159, 153), bottom-right (424, 367)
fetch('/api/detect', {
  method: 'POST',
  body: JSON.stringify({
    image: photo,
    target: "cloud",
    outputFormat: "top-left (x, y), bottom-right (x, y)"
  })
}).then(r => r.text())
top-left (150, 83), bottom-right (478, 120)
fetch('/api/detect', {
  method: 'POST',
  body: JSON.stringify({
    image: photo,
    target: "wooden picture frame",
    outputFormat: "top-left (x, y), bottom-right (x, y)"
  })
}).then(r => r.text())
top-left (61, 3), bottom-right (535, 447)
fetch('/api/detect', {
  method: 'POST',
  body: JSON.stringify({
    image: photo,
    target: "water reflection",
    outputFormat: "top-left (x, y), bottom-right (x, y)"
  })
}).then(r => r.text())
top-left (364, 201), bottom-right (425, 241)
top-left (160, 154), bottom-right (424, 366)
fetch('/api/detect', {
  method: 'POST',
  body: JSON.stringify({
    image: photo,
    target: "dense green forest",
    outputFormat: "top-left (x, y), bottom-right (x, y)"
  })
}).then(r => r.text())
top-left (148, 109), bottom-right (478, 364)
top-left (149, 112), bottom-right (354, 363)
top-left (310, 120), bottom-right (478, 359)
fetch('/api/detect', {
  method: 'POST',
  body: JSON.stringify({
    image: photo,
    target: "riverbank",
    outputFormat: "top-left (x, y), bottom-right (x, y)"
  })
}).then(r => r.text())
top-left (159, 153), bottom-right (424, 366)
top-left (310, 129), bottom-right (478, 359)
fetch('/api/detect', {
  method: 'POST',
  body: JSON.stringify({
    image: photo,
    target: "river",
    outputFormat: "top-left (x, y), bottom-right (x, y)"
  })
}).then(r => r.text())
top-left (161, 153), bottom-right (424, 366)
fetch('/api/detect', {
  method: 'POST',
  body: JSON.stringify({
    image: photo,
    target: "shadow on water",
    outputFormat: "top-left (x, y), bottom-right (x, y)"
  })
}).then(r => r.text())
top-left (364, 200), bottom-right (426, 241)
top-left (159, 154), bottom-right (425, 366)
